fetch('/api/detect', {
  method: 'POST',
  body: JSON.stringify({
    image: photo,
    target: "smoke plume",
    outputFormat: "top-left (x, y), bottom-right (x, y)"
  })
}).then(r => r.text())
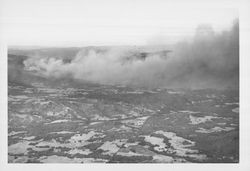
top-left (14, 19), bottom-right (239, 89)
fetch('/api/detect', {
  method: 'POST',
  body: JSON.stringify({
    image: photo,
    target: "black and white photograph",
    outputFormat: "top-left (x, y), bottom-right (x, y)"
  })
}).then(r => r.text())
top-left (0, 0), bottom-right (250, 168)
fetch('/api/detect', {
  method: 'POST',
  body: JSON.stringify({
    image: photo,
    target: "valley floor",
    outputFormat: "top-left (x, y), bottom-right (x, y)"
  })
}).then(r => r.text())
top-left (8, 82), bottom-right (239, 163)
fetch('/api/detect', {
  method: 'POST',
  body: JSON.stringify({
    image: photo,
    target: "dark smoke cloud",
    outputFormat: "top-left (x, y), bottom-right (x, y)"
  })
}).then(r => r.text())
top-left (164, 19), bottom-right (239, 89)
top-left (11, 19), bottom-right (239, 89)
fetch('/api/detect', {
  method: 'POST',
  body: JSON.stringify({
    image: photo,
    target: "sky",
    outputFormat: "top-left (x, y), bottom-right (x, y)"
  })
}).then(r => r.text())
top-left (0, 0), bottom-right (239, 47)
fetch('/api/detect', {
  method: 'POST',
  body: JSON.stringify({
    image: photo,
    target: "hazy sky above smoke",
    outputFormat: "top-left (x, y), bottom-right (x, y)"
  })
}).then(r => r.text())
top-left (1, 0), bottom-right (238, 46)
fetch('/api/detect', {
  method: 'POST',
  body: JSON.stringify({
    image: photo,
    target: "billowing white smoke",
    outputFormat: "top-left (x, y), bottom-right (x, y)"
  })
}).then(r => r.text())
top-left (23, 47), bottom-right (169, 87)
top-left (22, 19), bottom-right (239, 89)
